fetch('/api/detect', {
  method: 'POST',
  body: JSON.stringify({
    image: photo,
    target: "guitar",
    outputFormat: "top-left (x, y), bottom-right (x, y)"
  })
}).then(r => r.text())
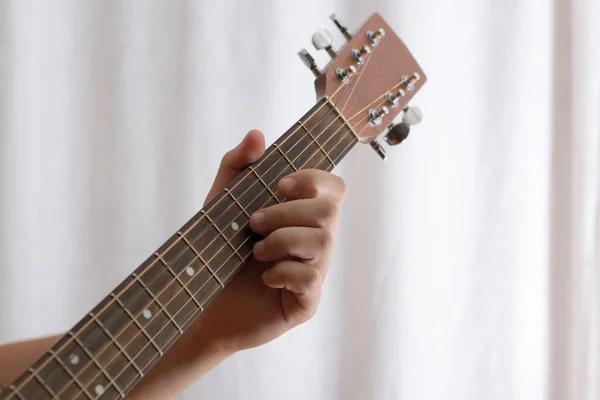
top-left (0, 12), bottom-right (426, 399)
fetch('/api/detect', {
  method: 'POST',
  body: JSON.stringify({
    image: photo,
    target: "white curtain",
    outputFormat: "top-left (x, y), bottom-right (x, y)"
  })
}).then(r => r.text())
top-left (1, 1), bottom-right (599, 399)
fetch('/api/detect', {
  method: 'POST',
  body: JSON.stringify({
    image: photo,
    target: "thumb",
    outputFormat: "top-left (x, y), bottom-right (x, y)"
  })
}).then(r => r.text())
top-left (204, 130), bottom-right (266, 205)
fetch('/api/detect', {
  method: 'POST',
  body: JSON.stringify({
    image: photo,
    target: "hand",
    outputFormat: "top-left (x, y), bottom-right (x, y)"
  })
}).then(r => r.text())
top-left (189, 130), bottom-right (347, 354)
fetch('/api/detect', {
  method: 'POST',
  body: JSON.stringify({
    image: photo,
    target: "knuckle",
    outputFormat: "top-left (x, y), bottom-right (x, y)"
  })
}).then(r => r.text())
top-left (318, 229), bottom-right (333, 249)
top-left (305, 267), bottom-right (321, 287)
top-left (316, 198), bottom-right (339, 228)
top-left (268, 228), bottom-right (294, 252)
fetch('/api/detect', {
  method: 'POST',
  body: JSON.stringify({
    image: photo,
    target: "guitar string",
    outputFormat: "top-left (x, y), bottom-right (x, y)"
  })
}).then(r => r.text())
top-left (3, 75), bottom-right (352, 398)
top-left (339, 36), bottom-right (378, 115)
top-left (100, 67), bottom-right (389, 394)
top-left (69, 43), bottom-right (384, 362)
top-left (7, 67), bottom-right (412, 398)
top-left (41, 85), bottom-right (361, 398)
top-left (110, 105), bottom-right (365, 399)
top-left (12, 70), bottom-right (415, 399)
top-left (93, 37), bottom-right (382, 338)
top-left (51, 91), bottom-right (362, 399)
top-left (9, 45), bottom-right (416, 398)
top-left (347, 75), bottom-right (413, 122)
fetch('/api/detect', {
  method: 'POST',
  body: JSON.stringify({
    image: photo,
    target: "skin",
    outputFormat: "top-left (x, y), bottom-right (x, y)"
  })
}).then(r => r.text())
top-left (0, 129), bottom-right (347, 399)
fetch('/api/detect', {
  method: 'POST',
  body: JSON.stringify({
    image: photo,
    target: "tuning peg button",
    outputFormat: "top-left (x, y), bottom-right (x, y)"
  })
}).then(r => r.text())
top-left (384, 106), bottom-right (423, 146)
top-left (402, 106), bottom-right (423, 126)
top-left (384, 123), bottom-right (410, 146)
top-left (312, 29), bottom-right (337, 58)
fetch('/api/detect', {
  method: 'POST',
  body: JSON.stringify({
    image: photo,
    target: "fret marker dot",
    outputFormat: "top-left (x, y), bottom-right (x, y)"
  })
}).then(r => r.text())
top-left (95, 385), bottom-right (105, 395)
top-left (231, 222), bottom-right (239, 231)
top-left (143, 309), bottom-right (152, 319)
top-left (186, 267), bottom-right (195, 276)
top-left (69, 354), bottom-right (79, 365)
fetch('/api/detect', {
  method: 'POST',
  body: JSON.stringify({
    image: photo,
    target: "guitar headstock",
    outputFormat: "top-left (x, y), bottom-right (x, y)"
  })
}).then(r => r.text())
top-left (299, 13), bottom-right (427, 159)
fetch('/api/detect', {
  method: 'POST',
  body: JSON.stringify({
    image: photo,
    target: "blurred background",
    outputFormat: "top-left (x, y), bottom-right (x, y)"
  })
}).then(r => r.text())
top-left (0, 0), bottom-right (599, 399)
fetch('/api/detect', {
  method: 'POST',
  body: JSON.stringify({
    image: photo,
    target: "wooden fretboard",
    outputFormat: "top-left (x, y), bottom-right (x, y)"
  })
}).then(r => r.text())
top-left (1, 97), bottom-right (358, 400)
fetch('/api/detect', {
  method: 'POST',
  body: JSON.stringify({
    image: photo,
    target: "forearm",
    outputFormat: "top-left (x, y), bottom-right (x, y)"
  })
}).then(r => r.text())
top-left (0, 329), bottom-right (232, 399)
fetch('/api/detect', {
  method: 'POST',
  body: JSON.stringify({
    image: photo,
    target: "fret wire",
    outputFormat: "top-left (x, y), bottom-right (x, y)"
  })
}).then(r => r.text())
top-left (70, 332), bottom-right (125, 397)
top-left (91, 314), bottom-right (145, 377)
top-left (184, 214), bottom-right (243, 261)
top-left (177, 228), bottom-right (225, 288)
top-left (130, 273), bottom-right (183, 337)
top-left (29, 368), bottom-right (57, 398)
top-left (108, 291), bottom-right (164, 357)
top-left (7, 386), bottom-right (25, 400)
top-left (224, 189), bottom-right (252, 217)
top-left (48, 350), bottom-right (94, 399)
top-left (8, 97), bottom-right (356, 399)
top-left (155, 253), bottom-right (204, 311)
top-left (297, 121), bottom-right (336, 167)
top-left (248, 166), bottom-right (281, 203)
top-left (272, 144), bottom-right (298, 171)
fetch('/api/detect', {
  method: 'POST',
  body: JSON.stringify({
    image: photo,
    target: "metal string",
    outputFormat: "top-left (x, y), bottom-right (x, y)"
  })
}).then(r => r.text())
top-left (7, 43), bottom-right (416, 399)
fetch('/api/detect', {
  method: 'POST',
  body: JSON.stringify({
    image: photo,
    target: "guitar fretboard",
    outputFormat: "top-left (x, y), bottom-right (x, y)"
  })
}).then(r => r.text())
top-left (2, 97), bottom-right (358, 400)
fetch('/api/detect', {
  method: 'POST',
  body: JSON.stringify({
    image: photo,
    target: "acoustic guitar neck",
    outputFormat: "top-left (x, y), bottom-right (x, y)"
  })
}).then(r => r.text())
top-left (1, 12), bottom-right (426, 400)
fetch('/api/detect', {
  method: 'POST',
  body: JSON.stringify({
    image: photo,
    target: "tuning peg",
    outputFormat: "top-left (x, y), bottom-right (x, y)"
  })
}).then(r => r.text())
top-left (368, 106), bottom-right (389, 125)
top-left (384, 106), bottom-right (423, 146)
top-left (312, 29), bottom-right (337, 58)
top-left (370, 140), bottom-right (387, 160)
top-left (366, 28), bottom-right (385, 46)
top-left (330, 13), bottom-right (352, 40)
top-left (298, 49), bottom-right (321, 78)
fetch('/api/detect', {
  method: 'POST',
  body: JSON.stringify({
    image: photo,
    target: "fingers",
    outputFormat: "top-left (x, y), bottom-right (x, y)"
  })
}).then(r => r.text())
top-left (204, 130), bottom-right (265, 205)
top-left (277, 169), bottom-right (347, 204)
top-left (263, 261), bottom-right (323, 321)
top-left (250, 198), bottom-right (338, 234)
top-left (253, 227), bottom-right (333, 263)
top-left (262, 261), bottom-right (322, 295)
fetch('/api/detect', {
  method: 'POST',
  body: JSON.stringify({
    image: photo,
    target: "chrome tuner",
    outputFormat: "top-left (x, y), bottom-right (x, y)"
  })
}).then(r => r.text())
top-left (336, 65), bottom-right (357, 83)
top-left (351, 46), bottom-right (371, 64)
top-left (384, 106), bottom-right (423, 146)
top-left (330, 13), bottom-right (352, 40)
top-left (385, 89), bottom-right (406, 107)
top-left (366, 28), bottom-right (385, 45)
top-left (312, 29), bottom-right (337, 58)
top-left (298, 49), bottom-right (321, 78)
top-left (370, 140), bottom-right (387, 160)
top-left (368, 106), bottom-right (389, 125)
top-left (402, 72), bottom-right (421, 92)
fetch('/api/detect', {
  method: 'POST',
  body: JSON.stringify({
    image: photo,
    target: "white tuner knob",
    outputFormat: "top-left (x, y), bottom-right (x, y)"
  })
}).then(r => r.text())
top-left (312, 29), bottom-right (336, 58)
top-left (402, 106), bottom-right (423, 126)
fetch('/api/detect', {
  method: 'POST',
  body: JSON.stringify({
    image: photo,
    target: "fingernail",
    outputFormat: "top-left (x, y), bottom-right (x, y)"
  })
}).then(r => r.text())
top-left (254, 240), bottom-right (264, 255)
top-left (251, 211), bottom-right (264, 227)
top-left (279, 177), bottom-right (296, 192)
